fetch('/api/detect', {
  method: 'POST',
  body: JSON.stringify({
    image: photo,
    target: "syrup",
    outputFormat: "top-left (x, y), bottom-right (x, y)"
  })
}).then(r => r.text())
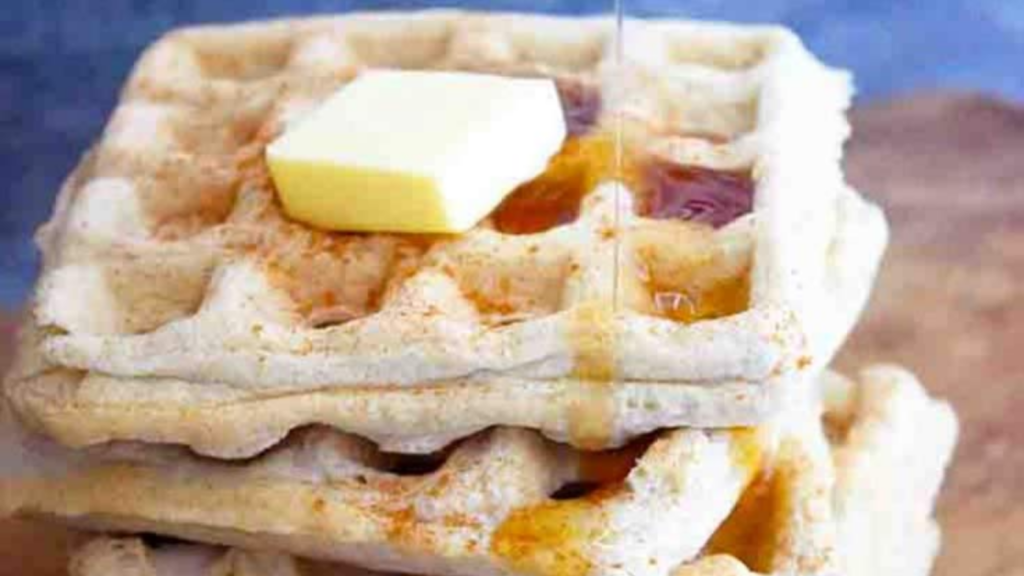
top-left (648, 271), bottom-right (751, 324)
top-left (494, 13), bottom-right (626, 574)
top-left (492, 79), bottom-right (617, 235)
top-left (639, 162), bottom-right (754, 228)
top-left (491, 486), bottom-right (616, 576)
top-left (565, 301), bottom-right (618, 450)
top-left (707, 433), bottom-right (790, 573)
top-left (492, 135), bottom-right (618, 235)
top-left (555, 79), bottom-right (603, 137)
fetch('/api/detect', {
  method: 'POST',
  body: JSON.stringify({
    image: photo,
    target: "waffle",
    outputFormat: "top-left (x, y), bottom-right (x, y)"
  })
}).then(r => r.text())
top-left (6, 11), bottom-right (887, 457)
top-left (1, 365), bottom-right (956, 576)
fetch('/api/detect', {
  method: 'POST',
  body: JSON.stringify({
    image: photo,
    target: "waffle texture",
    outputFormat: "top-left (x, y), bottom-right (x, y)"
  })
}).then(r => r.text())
top-left (5, 11), bottom-right (887, 456)
top-left (3, 365), bottom-right (956, 576)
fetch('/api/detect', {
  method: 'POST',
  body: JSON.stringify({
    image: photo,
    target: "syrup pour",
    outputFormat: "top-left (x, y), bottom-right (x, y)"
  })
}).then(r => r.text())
top-left (559, 39), bottom-right (625, 464)
top-left (562, 0), bottom-right (631, 460)
top-left (494, 9), bottom-right (630, 575)
top-left (565, 301), bottom-right (618, 450)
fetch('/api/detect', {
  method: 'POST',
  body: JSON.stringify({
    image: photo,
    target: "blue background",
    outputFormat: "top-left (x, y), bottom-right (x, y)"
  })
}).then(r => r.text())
top-left (1, 0), bottom-right (1022, 307)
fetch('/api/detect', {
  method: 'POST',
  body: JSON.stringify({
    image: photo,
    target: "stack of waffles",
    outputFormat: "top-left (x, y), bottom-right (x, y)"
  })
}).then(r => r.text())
top-left (0, 11), bottom-right (957, 576)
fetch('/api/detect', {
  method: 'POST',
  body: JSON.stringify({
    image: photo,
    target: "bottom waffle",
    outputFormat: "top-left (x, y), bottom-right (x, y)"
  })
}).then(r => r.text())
top-left (4, 365), bottom-right (955, 576)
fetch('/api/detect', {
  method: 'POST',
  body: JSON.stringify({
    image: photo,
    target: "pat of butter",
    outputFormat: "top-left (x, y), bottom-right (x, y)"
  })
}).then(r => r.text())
top-left (266, 70), bottom-right (567, 233)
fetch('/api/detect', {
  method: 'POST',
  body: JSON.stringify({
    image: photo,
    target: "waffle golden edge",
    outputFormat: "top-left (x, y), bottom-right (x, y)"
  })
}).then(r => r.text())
top-left (57, 366), bottom-right (957, 576)
top-left (5, 11), bottom-right (886, 459)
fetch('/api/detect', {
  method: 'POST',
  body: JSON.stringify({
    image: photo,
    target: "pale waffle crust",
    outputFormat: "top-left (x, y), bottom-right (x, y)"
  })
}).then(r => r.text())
top-left (3, 365), bottom-right (956, 576)
top-left (6, 11), bottom-right (888, 456)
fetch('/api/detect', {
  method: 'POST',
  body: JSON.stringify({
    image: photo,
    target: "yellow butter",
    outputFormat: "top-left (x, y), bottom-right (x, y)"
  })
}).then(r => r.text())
top-left (266, 70), bottom-right (567, 233)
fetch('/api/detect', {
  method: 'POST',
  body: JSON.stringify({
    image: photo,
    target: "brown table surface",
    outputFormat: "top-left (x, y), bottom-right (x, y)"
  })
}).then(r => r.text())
top-left (1, 92), bottom-right (1022, 576)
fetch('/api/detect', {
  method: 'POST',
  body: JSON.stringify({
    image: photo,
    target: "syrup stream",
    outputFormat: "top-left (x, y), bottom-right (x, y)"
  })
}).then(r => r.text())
top-left (565, 1), bottom-right (627, 450)
top-left (612, 0), bottom-right (625, 314)
top-left (565, 0), bottom-right (626, 450)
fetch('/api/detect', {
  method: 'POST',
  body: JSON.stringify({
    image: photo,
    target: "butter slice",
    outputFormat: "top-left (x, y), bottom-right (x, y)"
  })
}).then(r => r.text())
top-left (266, 70), bottom-right (567, 233)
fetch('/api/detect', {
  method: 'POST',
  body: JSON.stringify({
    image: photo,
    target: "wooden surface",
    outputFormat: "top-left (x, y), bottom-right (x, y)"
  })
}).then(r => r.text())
top-left (1, 92), bottom-right (1022, 575)
top-left (837, 92), bottom-right (1024, 576)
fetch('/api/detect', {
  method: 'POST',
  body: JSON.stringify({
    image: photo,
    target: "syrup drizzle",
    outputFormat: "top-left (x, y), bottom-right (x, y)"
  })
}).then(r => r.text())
top-left (564, 6), bottom-right (626, 453)
top-left (493, 10), bottom-right (633, 575)
top-left (565, 301), bottom-right (617, 450)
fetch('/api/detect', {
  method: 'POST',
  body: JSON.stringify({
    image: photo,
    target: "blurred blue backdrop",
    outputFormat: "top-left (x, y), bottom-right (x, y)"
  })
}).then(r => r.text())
top-left (1, 0), bottom-right (1022, 307)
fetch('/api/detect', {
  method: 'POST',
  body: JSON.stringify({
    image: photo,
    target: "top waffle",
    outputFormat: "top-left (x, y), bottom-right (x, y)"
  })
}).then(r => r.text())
top-left (8, 11), bottom-right (887, 454)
